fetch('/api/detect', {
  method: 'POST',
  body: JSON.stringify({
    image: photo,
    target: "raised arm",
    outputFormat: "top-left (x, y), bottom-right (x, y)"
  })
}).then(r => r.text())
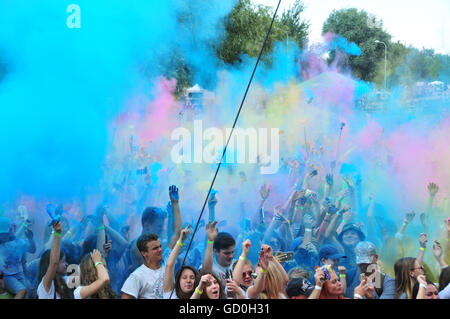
top-left (78, 249), bottom-right (110, 299)
top-left (263, 244), bottom-right (288, 285)
top-left (168, 185), bottom-right (182, 250)
top-left (432, 240), bottom-right (448, 269)
top-left (247, 247), bottom-right (269, 299)
top-left (164, 225), bottom-right (191, 294)
top-left (232, 239), bottom-right (251, 286)
top-left (43, 222), bottom-right (62, 293)
top-left (395, 211), bottom-right (415, 241)
top-left (308, 268), bottom-right (325, 299)
top-left (208, 192), bottom-right (218, 223)
top-left (416, 233), bottom-right (427, 267)
top-left (191, 274), bottom-right (213, 299)
top-left (415, 275), bottom-right (428, 299)
top-left (201, 221), bottom-right (218, 274)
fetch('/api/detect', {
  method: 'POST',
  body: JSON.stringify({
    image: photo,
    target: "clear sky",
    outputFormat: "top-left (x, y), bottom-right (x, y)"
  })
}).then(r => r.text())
top-left (252, 0), bottom-right (450, 54)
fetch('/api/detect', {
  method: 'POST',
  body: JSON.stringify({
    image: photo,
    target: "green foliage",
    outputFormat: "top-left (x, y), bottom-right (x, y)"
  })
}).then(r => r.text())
top-left (322, 8), bottom-right (391, 82)
top-left (216, 0), bottom-right (309, 65)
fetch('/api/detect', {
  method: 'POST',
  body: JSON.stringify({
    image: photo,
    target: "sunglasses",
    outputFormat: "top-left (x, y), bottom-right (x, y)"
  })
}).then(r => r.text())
top-left (410, 266), bottom-right (424, 271)
top-left (242, 271), bottom-right (253, 278)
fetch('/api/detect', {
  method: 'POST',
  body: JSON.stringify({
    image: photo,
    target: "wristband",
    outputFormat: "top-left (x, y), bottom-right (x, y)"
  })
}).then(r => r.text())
top-left (419, 283), bottom-right (427, 289)
top-left (98, 225), bottom-right (105, 230)
top-left (314, 285), bottom-right (322, 291)
top-left (195, 288), bottom-right (203, 295)
top-left (337, 212), bottom-right (342, 217)
top-left (22, 222), bottom-right (28, 228)
top-left (326, 213), bottom-right (330, 217)
top-left (239, 256), bottom-right (246, 261)
top-left (354, 293), bottom-right (363, 299)
top-left (419, 247), bottom-right (426, 251)
top-left (54, 232), bottom-right (61, 237)
top-left (207, 240), bottom-right (214, 244)
top-left (342, 219), bottom-right (347, 224)
top-left (67, 230), bottom-right (72, 235)
top-left (305, 228), bottom-right (312, 233)
top-left (177, 241), bottom-right (184, 247)
top-left (339, 274), bottom-right (346, 278)
top-left (94, 261), bottom-right (103, 268)
top-left (260, 268), bottom-right (266, 273)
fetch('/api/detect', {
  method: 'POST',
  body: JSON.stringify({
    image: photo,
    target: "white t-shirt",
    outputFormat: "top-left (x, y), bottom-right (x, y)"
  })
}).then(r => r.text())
top-left (212, 262), bottom-right (233, 284)
top-left (121, 264), bottom-right (165, 299)
top-left (74, 286), bottom-right (83, 299)
top-left (37, 279), bottom-right (61, 299)
top-left (163, 289), bottom-right (178, 299)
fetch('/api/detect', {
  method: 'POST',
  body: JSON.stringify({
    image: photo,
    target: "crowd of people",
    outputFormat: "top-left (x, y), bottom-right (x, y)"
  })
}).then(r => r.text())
top-left (0, 168), bottom-right (449, 300)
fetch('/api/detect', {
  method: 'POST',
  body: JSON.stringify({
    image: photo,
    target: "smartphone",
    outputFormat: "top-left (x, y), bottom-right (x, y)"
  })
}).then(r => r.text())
top-left (310, 170), bottom-right (318, 176)
top-left (105, 233), bottom-right (108, 244)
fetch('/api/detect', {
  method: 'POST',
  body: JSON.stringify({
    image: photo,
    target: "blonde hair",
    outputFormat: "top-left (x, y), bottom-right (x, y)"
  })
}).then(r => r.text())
top-left (79, 254), bottom-right (117, 299)
top-left (260, 259), bottom-right (287, 299)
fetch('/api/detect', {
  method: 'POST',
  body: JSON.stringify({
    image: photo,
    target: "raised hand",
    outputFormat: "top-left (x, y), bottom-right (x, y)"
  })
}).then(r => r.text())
top-left (53, 221), bottom-right (62, 234)
top-left (198, 274), bottom-right (214, 290)
top-left (90, 249), bottom-right (103, 264)
top-left (404, 211), bottom-right (416, 224)
top-left (261, 244), bottom-right (273, 259)
top-left (416, 274), bottom-right (427, 286)
top-left (292, 190), bottom-right (305, 202)
top-left (344, 175), bottom-right (355, 190)
top-left (432, 240), bottom-right (442, 259)
top-left (427, 182), bottom-right (439, 197)
top-left (226, 279), bottom-right (242, 298)
top-left (179, 224), bottom-right (191, 243)
top-left (206, 220), bottom-right (218, 242)
top-left (169, 185), bottom-right (179, 203)
top-left (260, 184), bottom-right (272, 201)
top-left (242, 239), bottom-right (251, 256)
top-left (258, 249), bottom-right (269, 270)
top-left (314, 267), bottom-right (325, 285)
top-left (418, 233), bottom-right (428, 248)
top-left (208, 191), bottom-right (218, 208)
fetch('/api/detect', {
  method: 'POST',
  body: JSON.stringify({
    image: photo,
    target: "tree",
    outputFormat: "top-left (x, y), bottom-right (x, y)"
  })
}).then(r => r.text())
top-left (217, 0), bottom-right (309, 65)
top-left (322, 8), bottom-right (391, 82)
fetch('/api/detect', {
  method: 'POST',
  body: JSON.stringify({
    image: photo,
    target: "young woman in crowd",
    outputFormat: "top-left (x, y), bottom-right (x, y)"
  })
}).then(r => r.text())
top-left (394, 257), bottom-right (424, 299)
top-left (37, 222), bottom-right (72, 299)
top-left (190, 272), bottom-right (225, 299)
top-left (73, 249), bottom-right (116, 299)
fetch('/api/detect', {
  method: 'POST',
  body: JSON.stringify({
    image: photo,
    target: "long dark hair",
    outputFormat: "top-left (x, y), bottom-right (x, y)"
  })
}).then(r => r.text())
top-left (174, 266), bottom-right (199, 299)
top-left (439, 266), bottom-right (450, 292)
top-left (394, 257), bottom-right (416, 299)
top-left (198, 271), bottom-right (225, 300)
top-left (37, 249), bottom-right (72, 299)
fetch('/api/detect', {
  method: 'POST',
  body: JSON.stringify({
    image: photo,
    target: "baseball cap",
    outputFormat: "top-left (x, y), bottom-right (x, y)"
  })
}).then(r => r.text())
top-left (355, 241), bottom-right (377, 264)
top-left (0, 216), bottom-right (11, 234)
top-left (286, 277), bottom-right (314, 298)
top-left (318, 244), bottom-right (346, 261)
